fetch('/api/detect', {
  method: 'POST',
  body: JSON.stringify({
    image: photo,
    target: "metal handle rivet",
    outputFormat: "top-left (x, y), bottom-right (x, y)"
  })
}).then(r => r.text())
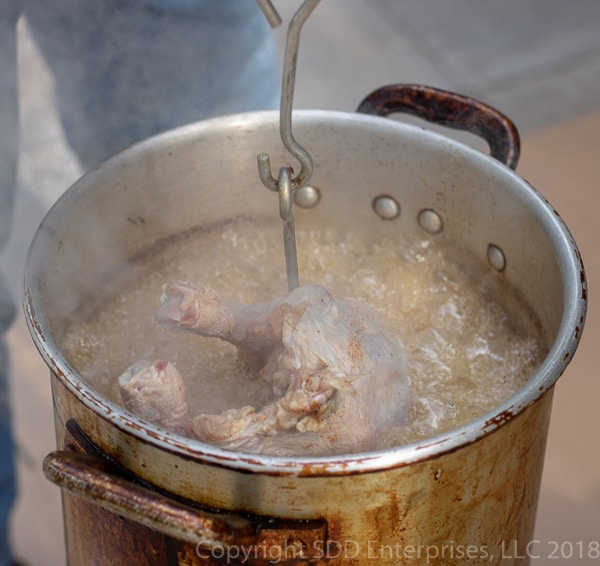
top-left (487, 243), bottom-right (506, 271)
top-left (417, 208), bottom-right (443, 234)
top-left (373, 195), bottom-right (400, 220)
top-left (294, 185), bottom-right (321, 208)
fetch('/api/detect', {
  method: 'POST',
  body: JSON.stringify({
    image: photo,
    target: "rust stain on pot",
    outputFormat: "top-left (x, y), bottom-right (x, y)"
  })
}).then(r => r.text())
top-left (26, 303), bottom-right (47, 345)
top-left (50, 429), bottom-right (331, 565)
top-left (483, 409), bottom-right (514, 431)
top-left (575, 248), bottom-right (587, 302)
top-left (580, 271), bottom-right (587, 301)
top-left (293, 461), bottom-right (354, 477)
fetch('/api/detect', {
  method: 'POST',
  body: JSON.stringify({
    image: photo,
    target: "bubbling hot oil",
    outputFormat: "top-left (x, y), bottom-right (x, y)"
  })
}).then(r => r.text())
top-left (63, 218), bottom-right (546, 449)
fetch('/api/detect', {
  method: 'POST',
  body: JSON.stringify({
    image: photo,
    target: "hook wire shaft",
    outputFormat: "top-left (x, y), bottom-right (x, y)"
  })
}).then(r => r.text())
top-left (278, 167), bottom-right (300, 290)
top-left (255, 0), bottom-right (282, 28)
top-left (255, 1), bottom-right (320, 290)
top-left (278, 0), bottom-right (319, 187)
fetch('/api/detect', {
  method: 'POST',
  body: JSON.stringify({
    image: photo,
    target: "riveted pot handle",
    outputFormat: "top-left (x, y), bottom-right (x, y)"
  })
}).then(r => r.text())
top-left (357, 84), bottom-right (520, 169)
top-left (43, 450), bottom-right (256, 548)
top-left (43, 450), bottom-right (327, 561)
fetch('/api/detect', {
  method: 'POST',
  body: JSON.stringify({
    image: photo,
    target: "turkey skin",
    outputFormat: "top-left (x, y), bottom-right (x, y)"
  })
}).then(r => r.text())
top-left (118, 282), bottom-right (410, 456)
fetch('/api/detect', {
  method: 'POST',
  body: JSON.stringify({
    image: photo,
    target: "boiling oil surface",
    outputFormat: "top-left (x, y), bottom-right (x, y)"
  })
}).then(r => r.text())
top-left (63, 217), bottom-right (546, 448)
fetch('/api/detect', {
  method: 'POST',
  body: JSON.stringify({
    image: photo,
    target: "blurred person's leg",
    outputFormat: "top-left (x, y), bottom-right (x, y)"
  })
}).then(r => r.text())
top-left (25, 0), bottom-right (279, 170)
top-left (0, 0), bottom-right (21, 563)
top-left (0, 338), bottom-right (16, 566)
top-left (0, 2), bottom-right (277, 564)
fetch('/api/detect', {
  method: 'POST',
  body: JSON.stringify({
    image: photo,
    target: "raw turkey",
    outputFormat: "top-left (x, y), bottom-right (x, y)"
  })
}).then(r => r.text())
top-left (118, 281), bottom-right (411, 456)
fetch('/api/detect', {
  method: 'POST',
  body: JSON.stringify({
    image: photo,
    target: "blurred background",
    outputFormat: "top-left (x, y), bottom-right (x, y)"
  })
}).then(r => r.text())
top-left (3, 0), bottom-right (599, 563)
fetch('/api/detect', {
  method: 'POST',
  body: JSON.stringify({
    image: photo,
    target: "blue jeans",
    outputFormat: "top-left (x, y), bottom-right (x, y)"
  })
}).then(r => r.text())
top-left (0, 340), bottom-right (16, 566)
top-left (22, 0), bottom-right (279, 170)
top-left (0, 1), bottom-right (278, 562)
top-left (0, 0), bottom-right (19, 562)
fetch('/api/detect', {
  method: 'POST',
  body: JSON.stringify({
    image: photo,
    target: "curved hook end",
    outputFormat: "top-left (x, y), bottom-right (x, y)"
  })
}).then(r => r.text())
top-left (257, 153), bottom-right (279, 192)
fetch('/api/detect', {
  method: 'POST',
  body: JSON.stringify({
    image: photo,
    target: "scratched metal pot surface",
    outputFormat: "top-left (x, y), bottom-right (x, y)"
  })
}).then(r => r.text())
top-left (24, 90), bottom-right (586, 565)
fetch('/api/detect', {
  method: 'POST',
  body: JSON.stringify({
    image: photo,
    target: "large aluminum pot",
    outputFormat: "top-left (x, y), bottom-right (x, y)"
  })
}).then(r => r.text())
top-left (24, 86), bottom-right (587, 565)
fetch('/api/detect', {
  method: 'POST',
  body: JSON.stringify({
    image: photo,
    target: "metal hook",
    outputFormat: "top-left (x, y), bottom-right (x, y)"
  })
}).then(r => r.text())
top-left (277, 167), bottom-right (300, 290)
top-left (256, 0), bottom-right (320, 191)
top-left (255, 0), bottom-right (282, 28)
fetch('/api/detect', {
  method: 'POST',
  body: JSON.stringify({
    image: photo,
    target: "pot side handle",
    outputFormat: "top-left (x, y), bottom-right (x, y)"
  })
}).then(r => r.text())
top-left (356, 84), bottom-right (520, 170)
top-left (43, 450), bottom-right (327, 560)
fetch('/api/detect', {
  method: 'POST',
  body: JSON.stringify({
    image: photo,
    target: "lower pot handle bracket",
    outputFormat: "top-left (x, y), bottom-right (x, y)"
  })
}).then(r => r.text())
top-left (43, 450), bottom-right (327, 562)
top-left (357, 84), bottom-right (521, 169)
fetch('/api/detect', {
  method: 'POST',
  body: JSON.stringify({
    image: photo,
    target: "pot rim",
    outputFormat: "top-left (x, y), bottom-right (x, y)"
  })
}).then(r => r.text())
top-left (23, 110), bottom-right (587, 476)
